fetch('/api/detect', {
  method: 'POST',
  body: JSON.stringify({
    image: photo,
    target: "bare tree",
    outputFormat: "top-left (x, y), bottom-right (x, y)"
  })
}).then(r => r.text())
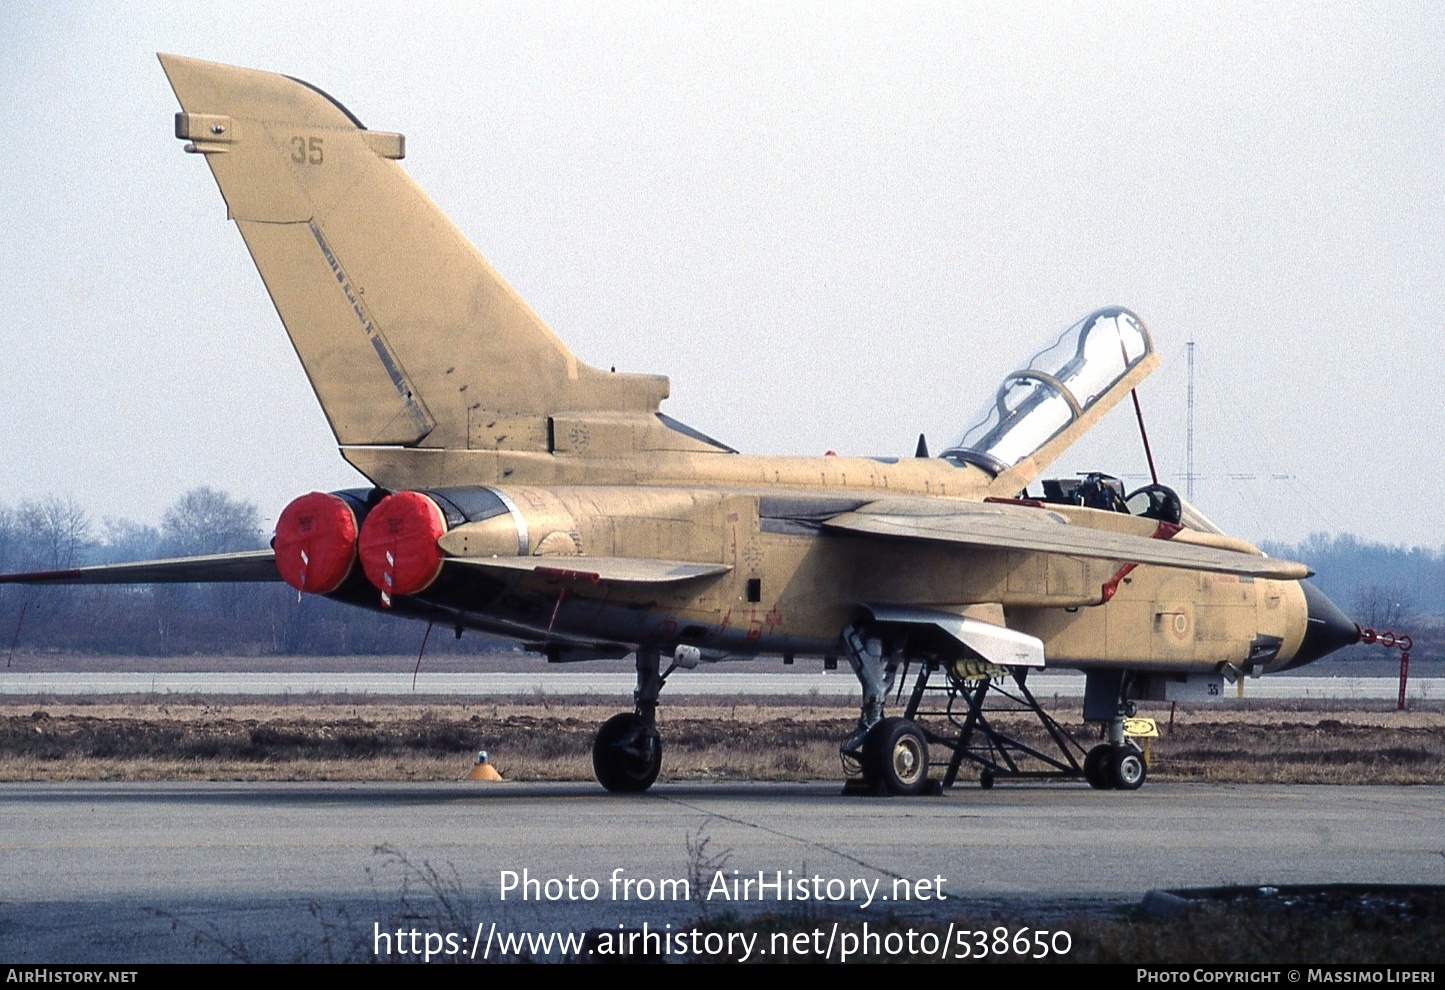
top-left (17, 496), bottom-right (93, 569)
top-left (99, 517), bottom-right (163, 564)
top-left (0, 505), bottom-right (17, 570)
top-left (161, 488), bottom-right (263, 556)
top-left (1351, 583), bottom-right (1416, 631)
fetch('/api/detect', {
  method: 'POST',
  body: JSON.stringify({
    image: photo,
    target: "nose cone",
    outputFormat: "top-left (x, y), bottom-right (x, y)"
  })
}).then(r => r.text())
top-left (1282, 581), bottom-right (1360, 669)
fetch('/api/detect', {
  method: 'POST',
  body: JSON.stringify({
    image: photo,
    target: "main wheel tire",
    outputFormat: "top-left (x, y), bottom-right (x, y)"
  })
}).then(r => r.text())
top-left (1110, 746), bottom-right (1147, 791)
top-left (863, 717), bottom-right (930, 796)
top-left (1083, 744), bottom-right (1114, 789)
top-left (592, 713), bottom-right (662, 793)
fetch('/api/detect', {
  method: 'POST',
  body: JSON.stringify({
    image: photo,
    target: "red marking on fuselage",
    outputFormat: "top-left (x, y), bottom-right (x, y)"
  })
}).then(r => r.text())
top-left (763, 605), bottom-right (784, 633)
top-left (1100, 521), bottom-right (1184, 603)
top-left (575, 584), bottom-right (614, 632)
top-left (745, 608), bottom-right (763, 642)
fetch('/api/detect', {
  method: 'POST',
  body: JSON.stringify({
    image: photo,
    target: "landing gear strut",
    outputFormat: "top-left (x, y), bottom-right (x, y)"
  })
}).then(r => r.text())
top-left (841, 625), bottom-right (932, 795)
top-left (592, 645), bottom-right (664, 792)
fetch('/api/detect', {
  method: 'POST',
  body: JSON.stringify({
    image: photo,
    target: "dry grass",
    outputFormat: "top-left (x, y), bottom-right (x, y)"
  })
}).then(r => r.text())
top-left (2, 697), bottom-right (1442, 784)
top-left (700, 890), bottom-right (1445, 964)
top-left (1061, 901), bottom-right (1445, 964)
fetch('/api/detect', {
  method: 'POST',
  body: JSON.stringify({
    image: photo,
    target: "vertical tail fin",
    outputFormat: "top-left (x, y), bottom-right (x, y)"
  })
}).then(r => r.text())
top-left (159, 54), bottom-right (668, 452)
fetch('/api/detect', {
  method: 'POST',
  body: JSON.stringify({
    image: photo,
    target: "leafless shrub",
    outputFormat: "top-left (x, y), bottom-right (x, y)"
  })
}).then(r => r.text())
top-left (686, 821), bottom-right (732, 922)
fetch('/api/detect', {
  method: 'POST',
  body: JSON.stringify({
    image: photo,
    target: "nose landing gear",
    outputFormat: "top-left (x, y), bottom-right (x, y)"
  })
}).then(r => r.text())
top-left (1080, 682), bottom-right (1150, 790)
top-left (1083, 742), bottom-right (1147, 790)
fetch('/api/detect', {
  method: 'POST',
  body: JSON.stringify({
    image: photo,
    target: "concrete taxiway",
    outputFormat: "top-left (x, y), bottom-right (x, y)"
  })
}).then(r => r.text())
top-left (1, 671), bottom-right (1439, 700)
top-left (1, 781), bottom-right (1441, 962)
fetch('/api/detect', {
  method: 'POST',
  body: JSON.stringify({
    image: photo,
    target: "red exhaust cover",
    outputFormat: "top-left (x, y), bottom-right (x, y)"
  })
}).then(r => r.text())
top-left (357, 491), bottom-right (447, 604)
top-left (273, 492), bottom-right (359, 594)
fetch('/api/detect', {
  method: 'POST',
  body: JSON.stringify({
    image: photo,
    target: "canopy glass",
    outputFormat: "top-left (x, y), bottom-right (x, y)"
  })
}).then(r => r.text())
top-left (942, 307), bottom-right (1152, 475)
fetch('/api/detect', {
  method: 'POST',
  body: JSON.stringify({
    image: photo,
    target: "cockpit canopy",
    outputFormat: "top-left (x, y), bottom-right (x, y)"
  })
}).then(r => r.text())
top-left (942, 307), bottom-right (1154, 476)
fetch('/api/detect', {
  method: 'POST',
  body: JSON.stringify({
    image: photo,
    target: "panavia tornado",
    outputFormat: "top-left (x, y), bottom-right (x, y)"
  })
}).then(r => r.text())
top-left (0, 55), bottom-right (1361, 796)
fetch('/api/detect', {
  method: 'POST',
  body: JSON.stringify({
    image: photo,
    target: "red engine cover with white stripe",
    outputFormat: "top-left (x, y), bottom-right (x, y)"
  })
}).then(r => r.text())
top-left (273, 491), bottom-right (359, 594)
top-left (357, 491), bottom-right (447, 604)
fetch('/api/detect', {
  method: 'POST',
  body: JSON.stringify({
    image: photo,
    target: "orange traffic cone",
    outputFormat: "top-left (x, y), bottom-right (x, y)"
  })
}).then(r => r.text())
top-left (466, 750), bottom-right (503, 781)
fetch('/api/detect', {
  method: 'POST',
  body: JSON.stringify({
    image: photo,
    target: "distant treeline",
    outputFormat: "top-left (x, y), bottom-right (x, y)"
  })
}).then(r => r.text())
top-left (1, 489), bottom-right (1440, 658)
top-left (1260, 533), bottom-right (1445, 632)
top-left (0, 489), bottom-right (500, 656)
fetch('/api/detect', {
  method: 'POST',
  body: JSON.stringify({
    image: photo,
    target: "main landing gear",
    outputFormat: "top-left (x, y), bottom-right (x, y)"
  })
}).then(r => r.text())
top-left (862, 716), bottom-right (931, 795)
top-left (592, 645), bottom-right (665, 792)
top-left (840, 625), bottom-right (934, 795)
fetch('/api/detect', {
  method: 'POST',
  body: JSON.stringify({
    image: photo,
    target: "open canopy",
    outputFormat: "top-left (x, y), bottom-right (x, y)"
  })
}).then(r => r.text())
top-left (942, 307), bottom-right (1155, 477)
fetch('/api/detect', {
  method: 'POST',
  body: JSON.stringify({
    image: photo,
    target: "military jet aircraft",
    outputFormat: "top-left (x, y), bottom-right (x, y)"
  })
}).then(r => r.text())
top-left (0, 55), bottom-right (1361, 796)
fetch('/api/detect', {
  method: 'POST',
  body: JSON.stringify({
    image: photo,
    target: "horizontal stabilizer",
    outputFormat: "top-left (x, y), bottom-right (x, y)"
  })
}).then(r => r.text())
top-left (447, 556), bottom-right (730, 585)
top-left (826, 500), bottom-right (1310, 581)
top-left (0, 551), bottom-right (280, 585)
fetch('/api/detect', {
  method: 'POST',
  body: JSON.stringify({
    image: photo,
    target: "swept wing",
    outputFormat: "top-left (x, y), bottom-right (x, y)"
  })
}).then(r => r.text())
top-left (0, 551), bottom-right (728, 589)
top-left (824, 499), bottom-right (1310, 581)
top-left (0, 551), bottom-right (281, 585)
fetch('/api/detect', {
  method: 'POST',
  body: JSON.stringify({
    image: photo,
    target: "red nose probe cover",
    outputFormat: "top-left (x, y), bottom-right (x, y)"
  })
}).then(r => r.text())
top-left (358, 491), bottom-right (448, 605)
top-left (273, 492), bottom-right (359, 595)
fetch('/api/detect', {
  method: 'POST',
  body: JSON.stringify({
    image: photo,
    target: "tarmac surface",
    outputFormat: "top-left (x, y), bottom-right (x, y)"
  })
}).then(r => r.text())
top-left (1, 671), bottom-right (1440, 700)
top-left (2, 781), bottom-right (1442, 962)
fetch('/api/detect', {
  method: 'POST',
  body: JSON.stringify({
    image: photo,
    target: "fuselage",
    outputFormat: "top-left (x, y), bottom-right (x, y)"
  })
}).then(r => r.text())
top-left (323, 447), bottom-right (1326, 674)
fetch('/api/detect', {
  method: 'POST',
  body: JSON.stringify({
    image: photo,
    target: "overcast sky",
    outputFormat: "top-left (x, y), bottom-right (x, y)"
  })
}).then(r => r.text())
top-left (2, 2), bottom-right (1442, 549)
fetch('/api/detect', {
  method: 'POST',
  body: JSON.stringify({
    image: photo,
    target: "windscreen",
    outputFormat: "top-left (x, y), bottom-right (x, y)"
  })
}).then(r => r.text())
top-left (942, 307), bottom-right (1151, 474)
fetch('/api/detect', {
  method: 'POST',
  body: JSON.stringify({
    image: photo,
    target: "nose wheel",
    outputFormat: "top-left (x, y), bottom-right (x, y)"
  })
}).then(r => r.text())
top-left (1111, 746), bottom-right (1147, 790)
top-left (1083, 743), bottom-right (1147, 790)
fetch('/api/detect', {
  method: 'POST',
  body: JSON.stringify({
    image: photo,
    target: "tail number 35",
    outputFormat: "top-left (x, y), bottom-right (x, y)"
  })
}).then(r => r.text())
top-left (291, 136), bottom-right (323, 165)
